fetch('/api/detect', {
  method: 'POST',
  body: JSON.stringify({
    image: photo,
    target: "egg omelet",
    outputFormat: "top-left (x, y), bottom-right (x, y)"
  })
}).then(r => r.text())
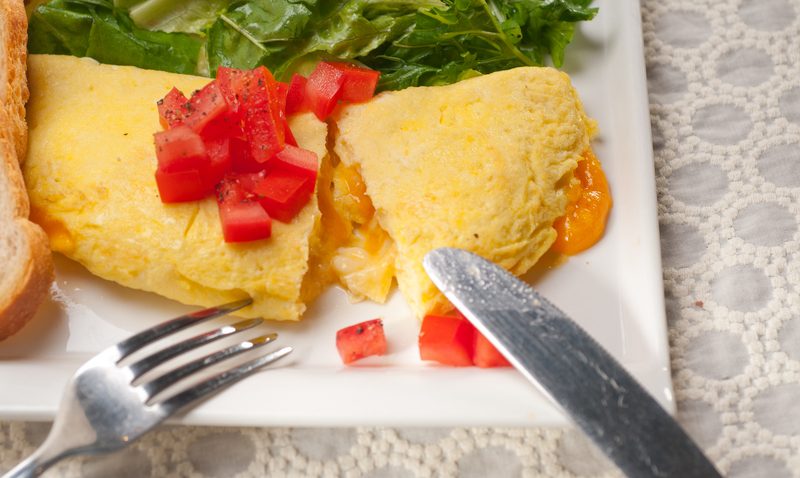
top-left (24, 54), bottom-right (327, 320)
top-left (333, 67), bottom-right (597, 318)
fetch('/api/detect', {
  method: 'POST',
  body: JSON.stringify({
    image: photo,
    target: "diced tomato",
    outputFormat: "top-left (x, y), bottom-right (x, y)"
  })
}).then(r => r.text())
top-left (306, 62), bottom-right (346, 121)
top-left (336, 319), bottom-right (387, 364)
top-left (157, 87), bottom-right (189, 129)
top-left (252, 170), bottom-right (313, 222)
top-left (283, 120), bottom-right (297, 147)
top-left (272, 81), bottom-right (289, 112)
top-left (202, 137), bottom-right (231, 187)
top-left (183, 82), bottom-right (230, 135)
top-left (472, 333), bottom-right (511, 368)
top-left (216, 67), bottom-right (248, 112)
top-left (242, 69), bottom-right (284, 163)
top-left (153, 64), bottom-right (331, 241)
top-left (328, 63), bottom-right (380, 103)
top-left (419, 315), bottom-right (475, 366)
top-left (216, 177), bottom-right (272, 242)
top-left (155, 168), bottom-right (209, 203)
top-left (218, 201), bottom-right (272, 242)
top-left (229, 135), bottom-right (262, 173)
top-left (154, 125), bottom-right (209, 172)
top-left (271, 145), bottom-right (318, 182)
top-left (269, 80), bottom-right (288, 146)
top-left (285, 74), bottom-right (308, 115)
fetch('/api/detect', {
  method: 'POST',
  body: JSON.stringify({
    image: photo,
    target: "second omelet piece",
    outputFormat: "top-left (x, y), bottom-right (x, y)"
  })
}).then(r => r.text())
top-left (334, 67), bottom-right (596, 318)
top-left (24, 55), bottom-right (327, 320)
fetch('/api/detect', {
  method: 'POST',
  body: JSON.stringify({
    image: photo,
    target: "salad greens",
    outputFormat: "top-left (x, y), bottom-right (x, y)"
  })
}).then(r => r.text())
top-left (28, 0), bottom-right (597, 90)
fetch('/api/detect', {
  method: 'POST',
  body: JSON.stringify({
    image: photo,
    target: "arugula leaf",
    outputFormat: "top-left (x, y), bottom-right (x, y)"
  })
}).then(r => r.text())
top-left (206, 0), bottom-right (317, 74)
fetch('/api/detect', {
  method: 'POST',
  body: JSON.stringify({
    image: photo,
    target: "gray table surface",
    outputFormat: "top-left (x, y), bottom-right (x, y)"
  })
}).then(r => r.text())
top-left (3, 0), bottom-right (800, 476)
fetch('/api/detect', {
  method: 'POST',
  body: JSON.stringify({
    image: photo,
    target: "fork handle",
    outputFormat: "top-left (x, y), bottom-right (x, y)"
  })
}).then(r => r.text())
top-left (2, 438), bottom-right (70, 478)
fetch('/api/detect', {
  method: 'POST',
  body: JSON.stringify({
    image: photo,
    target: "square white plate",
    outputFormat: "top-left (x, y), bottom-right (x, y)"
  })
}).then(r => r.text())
top-left (0, 0), bottom-right (671, 427)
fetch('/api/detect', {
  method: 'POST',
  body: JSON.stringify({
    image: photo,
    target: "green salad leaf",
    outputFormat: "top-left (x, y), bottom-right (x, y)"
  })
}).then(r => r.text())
top-left (29, 0), bottom-right (203, 74)
top-left (28, 0), bottom-right (597, 90)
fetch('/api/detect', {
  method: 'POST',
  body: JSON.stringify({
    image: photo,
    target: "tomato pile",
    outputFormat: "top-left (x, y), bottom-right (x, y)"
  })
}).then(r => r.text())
top-left (153, 62), bottom-right (380, 243)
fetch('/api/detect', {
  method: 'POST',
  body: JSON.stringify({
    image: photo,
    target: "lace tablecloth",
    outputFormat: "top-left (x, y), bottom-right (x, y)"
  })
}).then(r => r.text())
top-left (3, 0), bottom-right (799, 476)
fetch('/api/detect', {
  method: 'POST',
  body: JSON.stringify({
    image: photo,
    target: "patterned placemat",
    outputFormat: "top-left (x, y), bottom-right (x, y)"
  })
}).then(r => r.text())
top-left (3, 0), bottom-right (799, 476)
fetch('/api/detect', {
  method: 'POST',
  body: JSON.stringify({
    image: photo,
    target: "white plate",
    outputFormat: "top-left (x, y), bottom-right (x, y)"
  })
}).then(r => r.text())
top-left (0, 0), bottom-right (670, 427)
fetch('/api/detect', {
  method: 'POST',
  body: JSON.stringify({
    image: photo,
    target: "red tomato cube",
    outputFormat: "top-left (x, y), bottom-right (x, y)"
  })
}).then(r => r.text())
top-left (329, 63), bottom-right (380, 103)
top-left (154, 125), bottom-right (209, 172)
top-left (285, 74), bottom-right (308, 115)
top-left (242, 70), bottom-right (284, 164)
top-left (157, 87), bottom-right (189, 129)
top-left (216, 177), bottom-right (272, 242)
top-left (229, 136), bottom-right (263, 173)
top-left (252, 170), bottom-right (313, 222)
top-left (336, 319), bottom-right (387, 365)
top-left (218, 201), bottom-right (272, 243)
top-left (271, 145), bottom-right (318, 182)
top-left (419, 315), bottom-right (475, 366)
top-left (202, 137), bottom-right (232, 187)
top-left (216, 67), bottom-right (248, 112)
top-left (306, 62), bottom-right (346, 121)
top-left (283, 120), bottom-right (298, 147)
top-left (183, 82), bottom-right (230, 135)
top-left (155, 168), bottom-right (210, 203)
top-left (472, 333), bottom-right (512, 368)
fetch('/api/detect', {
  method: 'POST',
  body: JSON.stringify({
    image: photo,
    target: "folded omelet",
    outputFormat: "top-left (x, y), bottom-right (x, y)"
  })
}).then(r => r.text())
top-left (24, 55), bottom-right (326, 320)
top-left (333, 67), bottom-right (596, 317)
top-left (25, 55), bottom-right (597, 322)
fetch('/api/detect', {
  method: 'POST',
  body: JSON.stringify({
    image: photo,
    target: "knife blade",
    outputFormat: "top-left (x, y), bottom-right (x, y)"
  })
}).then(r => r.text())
top-left (423, 247), bottom-right (720, 478)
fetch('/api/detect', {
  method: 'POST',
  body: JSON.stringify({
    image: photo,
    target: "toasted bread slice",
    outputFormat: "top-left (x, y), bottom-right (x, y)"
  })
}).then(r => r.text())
top-left (0, 0), bottom-right (53, 341)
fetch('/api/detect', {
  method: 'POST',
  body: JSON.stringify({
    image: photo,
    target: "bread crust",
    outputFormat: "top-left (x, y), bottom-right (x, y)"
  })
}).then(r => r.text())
top-left (0, 0), bottom-right (53, 341)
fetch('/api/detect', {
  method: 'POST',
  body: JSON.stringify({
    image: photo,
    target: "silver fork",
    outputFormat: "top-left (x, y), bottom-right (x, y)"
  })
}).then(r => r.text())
top-left (2, 298), bottom-right (291, 478)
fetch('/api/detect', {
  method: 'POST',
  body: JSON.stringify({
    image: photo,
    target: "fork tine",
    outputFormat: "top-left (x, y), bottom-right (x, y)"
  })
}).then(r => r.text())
top-left (127, 318), bottom-right (263, 380)
top-left (141, 333), bottom-right (279, 401)
top-left (114, 298), bottom-right (252, 360)
top-left (154, 345), bottom-right (292, 415)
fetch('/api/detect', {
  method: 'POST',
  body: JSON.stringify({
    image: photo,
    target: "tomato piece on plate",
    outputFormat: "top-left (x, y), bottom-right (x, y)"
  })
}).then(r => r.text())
top-left (183, 82), bottom-right (230, 135)
top-left (419, 315), bottom-right (475, 366)
top-left (154, 125), bottom-right (209, 172)
top-left (285, 74), bottom-right (308, 115)
top-left (157, 87), bottom-right (189, 129)
top-left (328, 63), bottom-right (380, 103)
top-left (242, 69), bottom-right (284, 164)
top-left (216, 177), bottom-right (272, 242)
top-left (155, 168), bottom-right (209, 203)
top-left (472, 333), bottom-right (511, 368)
top-left (306, 62), bottom-right (346, 121)
top-left (336, 319), bottom-right (387, 365)
top-left (272, 145), bottom-right (318, 182)
top-left (252, 170), bottom-right (313, 222)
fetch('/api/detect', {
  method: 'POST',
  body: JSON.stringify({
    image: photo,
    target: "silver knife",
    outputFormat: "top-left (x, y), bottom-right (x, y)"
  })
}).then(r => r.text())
top-left (423, 247), bottom-right (721, 478)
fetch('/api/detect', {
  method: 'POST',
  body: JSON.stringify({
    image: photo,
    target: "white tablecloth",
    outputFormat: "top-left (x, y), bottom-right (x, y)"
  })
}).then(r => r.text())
top-left (3, 0), bottom-right (799, 475)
